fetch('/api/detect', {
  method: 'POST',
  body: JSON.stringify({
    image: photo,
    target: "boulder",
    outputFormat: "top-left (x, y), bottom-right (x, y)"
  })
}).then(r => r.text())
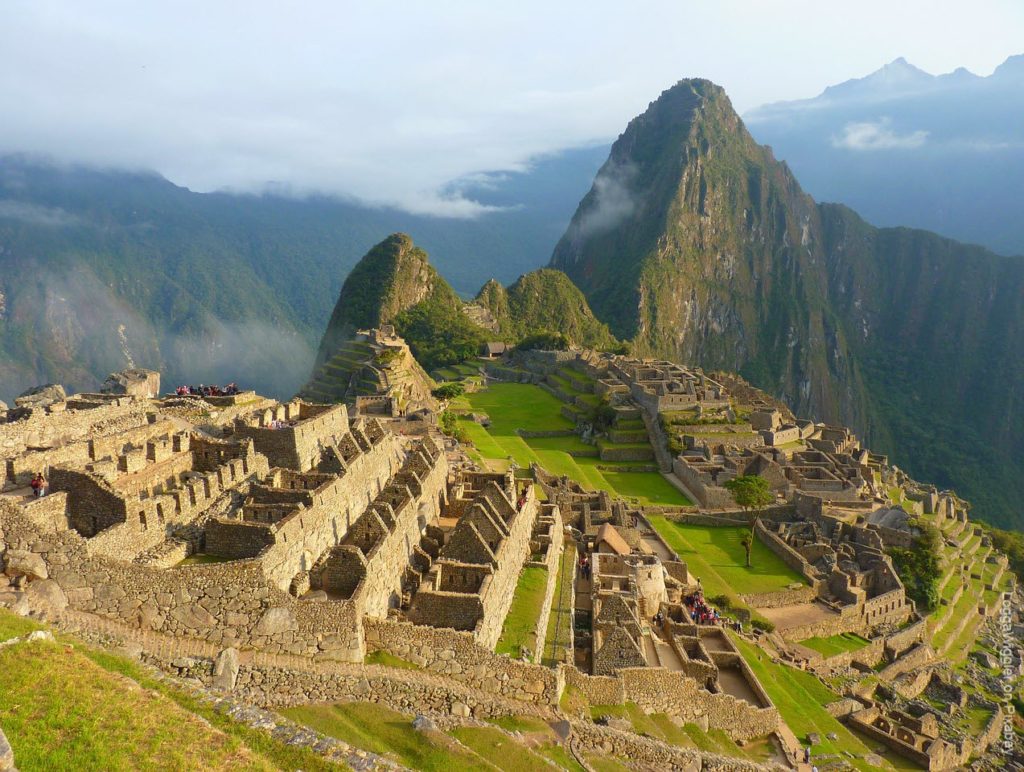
top-left (212, 647), bottom-right (240, 691)
top-left (101, 368), bottom-right (161, 399)
top-left (25, 578), bottom-right (67, 614)
top-left (412, 715), bottom-right (437, 733)
top-left (254, 607), bottom-right (298, 636)
top-left (2, 550), bottom-right (48, 580)
top-left (0, 724), bottom-right (14, 771)
top-left (450, 701), bottom-right (471, 718)
top-left (14, 383), bottom-right (66, 409)
top-left (0, 400), bottom-right (7, 412)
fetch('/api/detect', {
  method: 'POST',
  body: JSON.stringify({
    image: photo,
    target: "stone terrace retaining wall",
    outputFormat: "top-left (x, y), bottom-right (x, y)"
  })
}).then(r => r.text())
top-left (0, 502), bottom-right (366, 661)
top-left (571, 722), bottom-right (771, 771)
top-left (364, 617), bottom-right (562, 706)
top-left (562, 665), bottom-right (778, 742)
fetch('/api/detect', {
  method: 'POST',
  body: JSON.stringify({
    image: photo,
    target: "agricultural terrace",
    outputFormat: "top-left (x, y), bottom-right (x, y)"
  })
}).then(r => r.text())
top-left (647, 515), bottom-right (806, 600)
top-left (729, 634), bottom-right (915, 771)
top-left (456, 383), bottom-right (690, 507)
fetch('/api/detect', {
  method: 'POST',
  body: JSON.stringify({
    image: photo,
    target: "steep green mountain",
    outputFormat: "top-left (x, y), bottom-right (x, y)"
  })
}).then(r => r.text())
top-left (551, 78), bottom-right (1024, 529)
top-left (309, 234), bottom-right (490, 380)
top-left (0, 148), bottom-right (606, 401)
top-left (470, 268), bottom-right (618, 349)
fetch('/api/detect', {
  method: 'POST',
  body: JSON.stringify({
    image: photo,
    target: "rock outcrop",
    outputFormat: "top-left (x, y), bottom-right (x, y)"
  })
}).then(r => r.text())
top-left (14, 383), bottom-right (66, 409)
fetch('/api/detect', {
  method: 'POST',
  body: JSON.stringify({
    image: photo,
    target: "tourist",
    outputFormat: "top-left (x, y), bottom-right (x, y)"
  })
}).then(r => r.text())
top-left (32, 472), bottom-right (47, 497)
top-left (30, 473), bottom-right (41, 496)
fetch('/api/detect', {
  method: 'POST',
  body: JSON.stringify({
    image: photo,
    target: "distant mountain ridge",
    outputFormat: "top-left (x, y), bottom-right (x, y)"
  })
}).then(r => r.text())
top-left (0, 147), bottom-right (606, 401)
top-left (745, 53), bottom-right (1024, 256)
top-left (551, 77), bottom-right (1024, 529)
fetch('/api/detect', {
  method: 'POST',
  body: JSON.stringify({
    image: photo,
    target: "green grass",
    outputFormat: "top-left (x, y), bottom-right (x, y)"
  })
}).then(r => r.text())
top-left (730, 633), bottom-right (889, 770)
top-left (364, 650), bottom-right (421, 669)
top-left (648, 516), bottom-right (805, 597)
top-left (544, 543), bottom-right (577, 666)
top-left (461, 383), bottom-right (690, 506)
top-left (798, 633), bottom-right (872, 658)
top-left (448, 726), bottom-right (563, 772)
top-left (177, 553), bottom-right (230, 566)
top-left (282, 702), bottom-right (492, 771)
top-left (0, 610), bottom-right (45, 640)
top-left (0, 614), bottom-right (334, 772)
top-left (495, 565), bottom-right (549, 659)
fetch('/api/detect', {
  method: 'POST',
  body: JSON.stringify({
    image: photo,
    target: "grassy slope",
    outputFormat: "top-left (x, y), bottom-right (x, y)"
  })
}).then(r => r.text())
top-left (798, 633), bottom-right (871, 658)
top-left (461, 383), bottom-right (689, 506)
top-left (495, 565), bottom-right (549, 659)
top-left (730, 633), bottom-right (903, 771)
top-left (0, 609), bottom-right (333, 772)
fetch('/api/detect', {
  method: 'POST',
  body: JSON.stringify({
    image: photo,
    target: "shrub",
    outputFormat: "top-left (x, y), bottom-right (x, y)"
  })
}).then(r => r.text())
top-left (517, 331), bottom-right (570, 351)
top-left (438, 410), bottom-right (465, 441)
top-left (750, 618), bottom-right (776, 633)
top-left (432, 382), bottom-right (465, 399)
top-left (886, 520), bottom-right (942, 612)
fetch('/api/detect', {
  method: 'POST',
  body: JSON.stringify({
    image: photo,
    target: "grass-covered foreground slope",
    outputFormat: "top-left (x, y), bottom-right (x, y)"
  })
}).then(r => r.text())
top-left (550, 77), bottom-right (1024, 529)
top-left (0, 609), bottom-right (332, 771)
top-left (455, 382), bottom-right (688, 506)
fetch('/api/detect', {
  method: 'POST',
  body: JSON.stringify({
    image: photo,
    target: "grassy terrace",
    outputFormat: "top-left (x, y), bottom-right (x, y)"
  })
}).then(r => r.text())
top-left (458, 383), bottom-right (690, 507)
top-left (283, 702), bottom-right (596, 771)
top-left (543, 542), bottom-right (577, 666)
top-left (0, 609), bottom-right (333, 771)
top-left (729, 633), bottom-right (912, 771)
top-left (647, 515), bottom-right (805, 599)
top-left (587, 702), bottom-right (776, 765)
top-left (495, 565), bottom-right (549, 660)
top-left (798, 633), bottom-right (871, 658)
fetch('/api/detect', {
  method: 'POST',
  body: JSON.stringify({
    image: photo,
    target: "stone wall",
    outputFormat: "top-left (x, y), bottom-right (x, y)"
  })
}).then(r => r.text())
top-left (528, 511), bottom-right (564, 663)
top-left (364, 618), bottom-right (562, 706)
top-left (0, 501), bottom-right (366, 661)
top-left (564, 665), bottom-right (777, 742)
top-left (231, 402), bottom-right (350, 471)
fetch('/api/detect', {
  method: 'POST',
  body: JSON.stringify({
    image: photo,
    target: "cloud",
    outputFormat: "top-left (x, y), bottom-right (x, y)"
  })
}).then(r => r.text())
top-left (573, 160), bottom-right (639, 237)
top-left (1, 2), bottom-right (1020, 214)
top-left (832, 119), bottom-right (929, 150)
top-left (0, 199), bottom-right (81, 227)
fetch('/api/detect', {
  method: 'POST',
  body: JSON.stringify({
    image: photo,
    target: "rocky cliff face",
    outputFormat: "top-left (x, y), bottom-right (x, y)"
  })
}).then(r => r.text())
top-left (551, 79), bottom-right (1024, 527)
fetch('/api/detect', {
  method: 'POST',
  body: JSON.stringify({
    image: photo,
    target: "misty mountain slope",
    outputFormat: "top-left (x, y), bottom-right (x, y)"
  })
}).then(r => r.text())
top-left (745, 54), bottom-right (1024, 256)
top-left (551, 78), bottom-right (1024, 528)
top-left (0, 147), bottom-right (606, 400)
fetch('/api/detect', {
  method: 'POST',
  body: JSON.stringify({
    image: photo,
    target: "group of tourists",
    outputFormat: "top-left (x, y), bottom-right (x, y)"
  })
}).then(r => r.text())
top-left (684, 589), bottom-right (723, 626)
top-left (578, 555), bottom-right (592, 579)
top-left (29, 472), bottom-right (48, 497)
top-left (174, 383), bottom-right (241, 397)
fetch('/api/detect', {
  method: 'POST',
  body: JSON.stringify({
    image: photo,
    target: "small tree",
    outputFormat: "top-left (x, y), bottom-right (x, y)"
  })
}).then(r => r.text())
top-left (723, 475), bottom-right (774, 567)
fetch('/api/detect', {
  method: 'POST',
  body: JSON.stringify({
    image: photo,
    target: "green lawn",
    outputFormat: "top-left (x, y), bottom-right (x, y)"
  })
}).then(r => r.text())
top-left (0, 610), bottom-right (331, 772)
top-left (730, 633), bottom-right (894, 771)
top-left (647, 516), bottom-right (805, 598)
top-left (460, 383), bottom-right (690, 507)
top-left (281, 702), bottom-right (492, 771)
top-left (798, 633), bottom-right (871, 658)
top-left (449, 726), bottom-right (571, 772)
top-left (544, 543), bottom-right (577, 666)
top-left (495, 565), bottom-right (549, 660)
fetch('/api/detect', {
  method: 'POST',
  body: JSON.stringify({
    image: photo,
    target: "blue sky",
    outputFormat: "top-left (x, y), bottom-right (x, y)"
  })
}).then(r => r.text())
top-left (2, 0), bottom-right (1022, 214)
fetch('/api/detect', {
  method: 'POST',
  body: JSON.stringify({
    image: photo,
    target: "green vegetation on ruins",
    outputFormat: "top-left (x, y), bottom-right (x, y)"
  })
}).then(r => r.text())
top-left (495, 564), bottom-right (549, 660)
top-left (456, 382), bottom-right (689, 506)
top-left (647, 515), bottom-right (805, 599)
top-left (797, 632), bottom-right (871, 658)
top-left (886, 517), bottom-right (942, 613)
